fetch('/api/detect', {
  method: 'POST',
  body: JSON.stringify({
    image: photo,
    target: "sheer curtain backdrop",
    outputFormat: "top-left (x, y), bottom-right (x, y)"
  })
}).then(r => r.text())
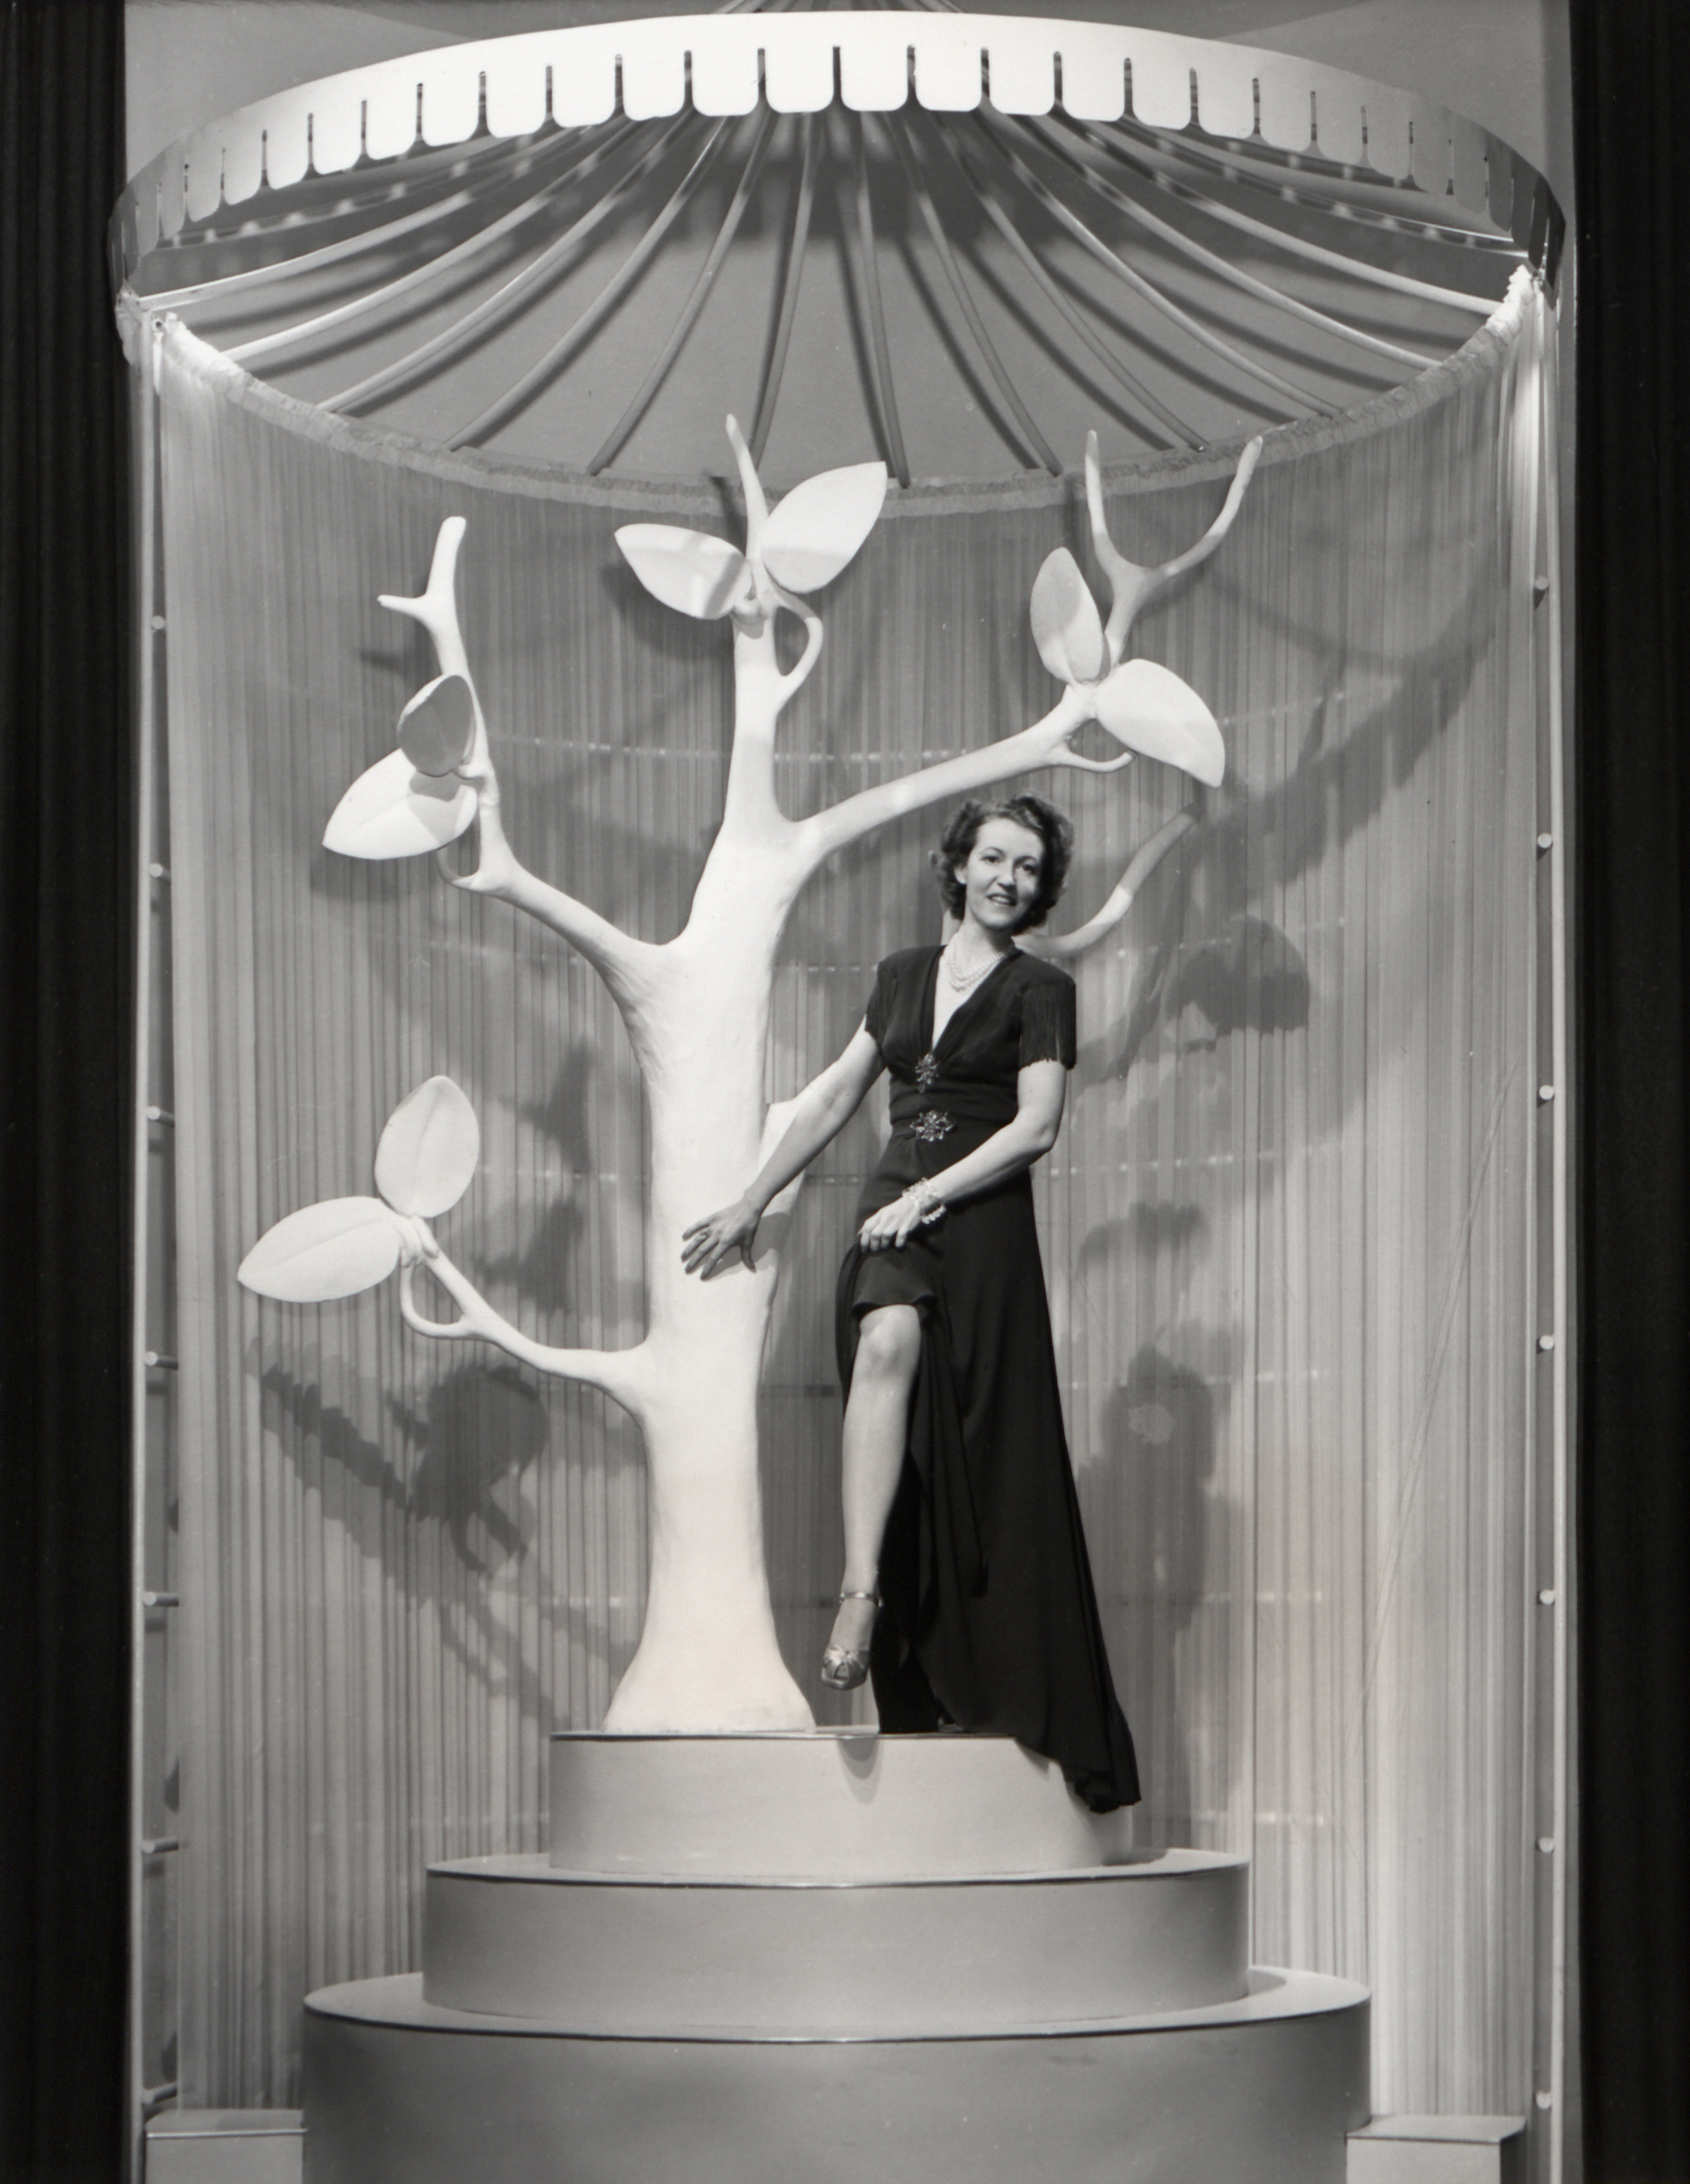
top-left (151, 275), bottom-right (1551, 2117)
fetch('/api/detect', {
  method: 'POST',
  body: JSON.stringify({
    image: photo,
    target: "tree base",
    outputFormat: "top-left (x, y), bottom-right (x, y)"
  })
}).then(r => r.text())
top-left (601, 1638), bottom-right (813, 1733)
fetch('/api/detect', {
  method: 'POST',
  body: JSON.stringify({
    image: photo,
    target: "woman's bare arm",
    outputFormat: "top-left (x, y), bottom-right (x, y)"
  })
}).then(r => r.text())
top-left (682, 1025), bottom-right (885, 1275)
top-left (857, 1060), bottom-right (1067, 1252)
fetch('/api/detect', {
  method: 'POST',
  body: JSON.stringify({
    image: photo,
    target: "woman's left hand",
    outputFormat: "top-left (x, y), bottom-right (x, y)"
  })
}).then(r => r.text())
top-left (858, 1186), bottom-right (939, 1253)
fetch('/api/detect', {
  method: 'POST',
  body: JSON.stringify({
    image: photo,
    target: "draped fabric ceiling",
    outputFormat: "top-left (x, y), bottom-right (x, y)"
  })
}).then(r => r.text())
top-left (117, 7), bottom-right (1552, 482)
top-left (118, 5), bottom-right (1565, 2142)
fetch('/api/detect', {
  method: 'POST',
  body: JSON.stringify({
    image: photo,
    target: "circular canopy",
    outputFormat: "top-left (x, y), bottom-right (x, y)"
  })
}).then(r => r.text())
top-left (115, 7), bottom-right (1559, 486)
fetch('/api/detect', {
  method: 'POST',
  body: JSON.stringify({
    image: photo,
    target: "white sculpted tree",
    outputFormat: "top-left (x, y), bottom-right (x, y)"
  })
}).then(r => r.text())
top-left (240, 419), bottom-right (1259, 1732)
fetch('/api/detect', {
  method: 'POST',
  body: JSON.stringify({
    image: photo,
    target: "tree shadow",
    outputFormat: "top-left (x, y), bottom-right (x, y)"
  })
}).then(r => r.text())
top-left (1089, 581), bottom-right (1492, 1084)
top-left (475, 1047), bottom-right (598, 1305)
top-left (1168, 914), bottom-right (1310, 1047)
top-left (387, 1365), bottom-right (550, 1578)
top-left (1212, 579), bottom-right (1498, 908)
top-left (257, 1357), bottom-right (601, 1705)
top-left (1078, 1198), bottom-right (1210, 1275)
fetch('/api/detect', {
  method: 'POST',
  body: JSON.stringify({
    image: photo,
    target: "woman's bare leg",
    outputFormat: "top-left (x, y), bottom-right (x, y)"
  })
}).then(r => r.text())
top-left (827, 1303), bottom-right (921, 1659)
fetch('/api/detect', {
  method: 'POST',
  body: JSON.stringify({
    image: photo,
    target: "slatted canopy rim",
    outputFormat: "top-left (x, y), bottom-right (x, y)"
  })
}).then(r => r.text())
top-left (115, 10), bottom-right (1551, 257)
top-left (113, 9), bottom-right (1562, 486)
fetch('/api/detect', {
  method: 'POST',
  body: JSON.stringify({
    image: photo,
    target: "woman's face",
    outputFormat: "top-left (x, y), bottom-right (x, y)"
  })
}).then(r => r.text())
top-left (958, 817), bottom-right (1046, 934)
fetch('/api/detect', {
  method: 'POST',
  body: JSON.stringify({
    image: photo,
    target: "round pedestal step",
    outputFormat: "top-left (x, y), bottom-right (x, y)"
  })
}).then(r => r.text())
top-left (423, 1848), bottom-right (1248, 2031)
top-left (547, 1729), bottom-right (1133, 1878)
top-left (305, 1733), bottom-right (1371, 2184)
top-left (303, 1969), bottom-right (1371, 2184)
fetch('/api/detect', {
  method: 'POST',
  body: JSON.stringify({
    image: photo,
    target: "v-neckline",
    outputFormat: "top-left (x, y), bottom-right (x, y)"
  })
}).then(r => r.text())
top-left (924, 941), bottom-right (1018, 1055)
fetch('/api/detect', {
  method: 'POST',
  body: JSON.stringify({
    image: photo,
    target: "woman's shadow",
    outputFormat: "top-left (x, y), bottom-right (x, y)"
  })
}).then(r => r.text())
top-left (1100, 1341), bottom-right (1232, 1849)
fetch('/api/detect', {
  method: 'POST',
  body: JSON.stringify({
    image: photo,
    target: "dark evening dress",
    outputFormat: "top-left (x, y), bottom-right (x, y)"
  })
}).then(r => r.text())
top-left (835, 944), bottom-right (1141, 1813)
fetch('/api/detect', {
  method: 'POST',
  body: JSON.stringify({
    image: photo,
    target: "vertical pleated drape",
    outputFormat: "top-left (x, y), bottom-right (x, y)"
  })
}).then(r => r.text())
top-left (155, 278), bottom-right (1550, 2117)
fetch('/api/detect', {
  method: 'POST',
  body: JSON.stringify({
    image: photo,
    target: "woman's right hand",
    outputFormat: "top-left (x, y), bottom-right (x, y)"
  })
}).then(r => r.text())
top-left (681, 1197), bottom-right (762, 1278)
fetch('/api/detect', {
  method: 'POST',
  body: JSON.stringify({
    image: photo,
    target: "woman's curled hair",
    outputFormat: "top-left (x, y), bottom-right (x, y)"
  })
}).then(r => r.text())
top-left (932, 795), bottom-right (1073, 930)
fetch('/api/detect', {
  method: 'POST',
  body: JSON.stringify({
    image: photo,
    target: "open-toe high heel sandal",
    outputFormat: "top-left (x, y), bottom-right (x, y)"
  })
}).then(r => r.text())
top-left (820, 1589), bottom-right (879, 1691)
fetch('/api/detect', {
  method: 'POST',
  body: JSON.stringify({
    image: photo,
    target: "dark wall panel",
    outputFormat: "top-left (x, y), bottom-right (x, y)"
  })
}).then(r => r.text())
top-left (0, 1), bottom-right (133, 2180)
top-left (1570, 4), bottom-right (1690, 2180)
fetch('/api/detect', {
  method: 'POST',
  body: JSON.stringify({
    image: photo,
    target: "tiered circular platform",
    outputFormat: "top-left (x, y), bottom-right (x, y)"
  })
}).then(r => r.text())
top-left (303, 1732), bottom-right (1369, 2183)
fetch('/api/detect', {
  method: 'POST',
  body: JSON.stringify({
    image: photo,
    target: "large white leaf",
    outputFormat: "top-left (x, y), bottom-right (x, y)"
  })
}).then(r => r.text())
top-left (238, 1197), bottom-right (403, 1302)
top-left (1094, 658), bottom-right (1226, 787)
top-left (760, 463), bottom-right (888, 593)
top-left (375, 1076), bottom-right (480, 1217)
top-left (399, 673), bottom-right (475, 777)
top-left (324, 747), bottom-right (477, 860)
top-left (616, 526), bottom-right (749, 619)
top-left (1029, 550), bottom-right (1109, 687)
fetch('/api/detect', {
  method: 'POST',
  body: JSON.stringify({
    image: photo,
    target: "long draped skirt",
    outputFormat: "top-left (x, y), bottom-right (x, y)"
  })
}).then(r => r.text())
top-left (835, 1145), bottom-right (1140, 1813)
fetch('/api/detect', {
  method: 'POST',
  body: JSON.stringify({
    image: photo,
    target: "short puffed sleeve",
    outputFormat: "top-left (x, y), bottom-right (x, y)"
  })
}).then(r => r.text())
top-left (863, 957), bottom-right (895, 1056)
top-left (1017, 971), bottom-right (1077, 1069)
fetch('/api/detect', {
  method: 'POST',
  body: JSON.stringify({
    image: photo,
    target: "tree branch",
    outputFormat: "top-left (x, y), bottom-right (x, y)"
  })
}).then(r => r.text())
top-left (1089, 432), bottom-right (1262, 657)
top-left (399, 1243), bottom-right (651, 1420)
top-left (437, 784), bottom-right (663, 1013)
top-left (1020, 807), bottom-right (1198, 961)
top-left (769, 580), bottom-right (825, 699)
top-left (726, 413), bottom-right (772, 577)
top-left (711, 419), bottom-right (825, 844)
top-left (796, 685), bottom-right (1091, 870)
top-left (384, 518), bottom-right (660, 1005)
top-left (796, 435), bottom-right (1256, 877)
top-left (378, 518), bottom-right (476, 681)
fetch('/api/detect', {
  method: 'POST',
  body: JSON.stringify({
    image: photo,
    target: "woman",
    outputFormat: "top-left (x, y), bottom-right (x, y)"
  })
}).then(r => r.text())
top-left (682, 796), bottom-right (1139, 1813)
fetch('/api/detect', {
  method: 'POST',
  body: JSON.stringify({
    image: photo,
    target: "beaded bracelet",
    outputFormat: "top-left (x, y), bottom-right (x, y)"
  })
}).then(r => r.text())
top-left (898, 1178), bottom-right (945, 1225)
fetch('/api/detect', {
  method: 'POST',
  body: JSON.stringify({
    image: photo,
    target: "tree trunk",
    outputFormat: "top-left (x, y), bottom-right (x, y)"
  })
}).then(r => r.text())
top-left (604, 872), bottom-right (814, 1729)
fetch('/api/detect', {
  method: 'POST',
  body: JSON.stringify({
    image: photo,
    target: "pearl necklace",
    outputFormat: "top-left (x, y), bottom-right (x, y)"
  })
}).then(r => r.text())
top-left (942, 939), bottom-right (1006, 992)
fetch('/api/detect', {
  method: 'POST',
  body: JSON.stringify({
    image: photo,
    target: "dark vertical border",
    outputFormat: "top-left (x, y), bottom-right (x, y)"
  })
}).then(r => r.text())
top-left (0, 1), bottom-right (133, 2180)
top-left (1570, 5), bottom-right (1690, 2180)
top-left (2, 3), bottom-right (1687, 2178)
